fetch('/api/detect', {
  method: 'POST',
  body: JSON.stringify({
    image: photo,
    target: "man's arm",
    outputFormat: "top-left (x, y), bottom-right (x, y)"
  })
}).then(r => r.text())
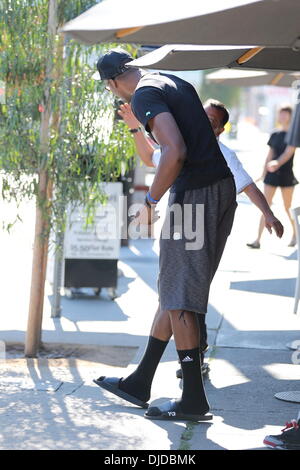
top-left (219, 142), bottom-right (253, 193)
top-left (118, 103), bottom-right (155, 167)
top-left (267, 145), bottom-right (296, 173)
top-left (131, 131), bottom-right (155, 168)
top-left (147, 112), bottom-right (187, 201)
top-left (243, 183), bottom-right (284, 237)
top-left (130, 112), bottom-right (186, 228)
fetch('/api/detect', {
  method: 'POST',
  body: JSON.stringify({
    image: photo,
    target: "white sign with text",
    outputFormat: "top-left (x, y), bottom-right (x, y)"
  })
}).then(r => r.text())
top-left (64, 182), bottom-right (123, 260)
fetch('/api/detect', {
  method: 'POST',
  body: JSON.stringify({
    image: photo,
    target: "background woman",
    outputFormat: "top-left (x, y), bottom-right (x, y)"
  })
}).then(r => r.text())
top-left (248, 106), bottom-right (297, 248)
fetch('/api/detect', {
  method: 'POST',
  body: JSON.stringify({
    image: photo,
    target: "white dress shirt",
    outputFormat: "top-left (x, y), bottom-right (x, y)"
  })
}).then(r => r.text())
top-left (151, 140), bottom-right (253, 194)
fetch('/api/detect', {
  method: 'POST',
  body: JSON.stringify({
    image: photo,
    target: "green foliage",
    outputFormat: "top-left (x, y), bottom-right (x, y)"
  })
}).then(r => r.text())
top-left (0, 0), bottom-right (137, 233)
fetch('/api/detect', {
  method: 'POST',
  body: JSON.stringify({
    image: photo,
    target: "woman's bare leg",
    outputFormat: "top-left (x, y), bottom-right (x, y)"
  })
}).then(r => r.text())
top-left (280, 186), bottom-right (296, 244)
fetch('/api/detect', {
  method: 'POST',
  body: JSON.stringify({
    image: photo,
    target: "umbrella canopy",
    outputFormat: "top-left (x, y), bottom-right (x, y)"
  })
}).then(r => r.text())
top-left (205, 69), bottom-right (300, 87)
top-left (129, 44), bottom-right (300, 73)
top-left (61, 0), bottom-right (300, 48)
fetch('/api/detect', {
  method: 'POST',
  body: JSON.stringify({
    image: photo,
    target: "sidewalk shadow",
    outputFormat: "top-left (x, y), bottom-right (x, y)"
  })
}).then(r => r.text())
top-left (230, 278), bottom-right (296, 297)
top-left (199, 307), bottom-right (300, 440)
top-left (0, 360), bottom-right (151, 449)
top-left (48, 274), bottom-right (135, 323)
top-left (0, 359), bottom-right (211, 450)
top-left (276, 249), bottom-right (298, 261)
top-left (120, 239), bottom-right (159, 294)
top-left (47, 239), bottom-right (158, 324)
top-left (203, 358), bottom-right (300, 434)
top-left (53, 296), bottom-right (131, 323)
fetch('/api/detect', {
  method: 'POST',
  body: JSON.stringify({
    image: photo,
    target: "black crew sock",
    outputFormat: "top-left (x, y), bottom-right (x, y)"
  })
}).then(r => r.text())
top-left (120, 336), bottom-right (169, 402)
top-left (177, 347), bottom-right (210, 414)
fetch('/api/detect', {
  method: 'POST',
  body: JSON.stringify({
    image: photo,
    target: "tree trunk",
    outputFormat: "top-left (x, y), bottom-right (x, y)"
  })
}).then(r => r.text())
top-left (36, 178), bottom-right (53, 347)
top-left (25, 0), bottom-right (58, 357)
top-left (25, 171), bottom-right (50, 356)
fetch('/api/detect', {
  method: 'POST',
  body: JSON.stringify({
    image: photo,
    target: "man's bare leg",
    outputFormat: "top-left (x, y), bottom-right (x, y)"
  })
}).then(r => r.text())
top-left (169, 309), bottom-right (199, 349)
top-left (167, 309), bottom-right (209, 414)
top-left (150, 305), bottom-right (173, 341)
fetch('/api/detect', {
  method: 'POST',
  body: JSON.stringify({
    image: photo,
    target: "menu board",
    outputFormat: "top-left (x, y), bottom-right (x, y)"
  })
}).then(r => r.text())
top-left (64, 182), bottom-right (123, 260)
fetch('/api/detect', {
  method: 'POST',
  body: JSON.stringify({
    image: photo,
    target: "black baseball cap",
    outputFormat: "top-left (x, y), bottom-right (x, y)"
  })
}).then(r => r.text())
top-left (93, 49), bottom-right (134, 81)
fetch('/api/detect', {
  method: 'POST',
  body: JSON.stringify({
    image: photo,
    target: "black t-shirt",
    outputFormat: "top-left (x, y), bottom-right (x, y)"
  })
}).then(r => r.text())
top-left (131, 72), bottom-right (232, 192)
top-left (268, 130), bottom-right (295, 173)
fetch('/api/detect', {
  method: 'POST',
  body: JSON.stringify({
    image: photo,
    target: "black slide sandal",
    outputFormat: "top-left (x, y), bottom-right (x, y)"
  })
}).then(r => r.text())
top-left (93, 376), bottom-right (149, 409)
top-left (144, 399), bottom-right (213, 422)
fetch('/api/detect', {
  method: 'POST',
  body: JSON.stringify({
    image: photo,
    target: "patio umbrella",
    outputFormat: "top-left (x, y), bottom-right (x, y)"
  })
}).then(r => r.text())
top-left (205, 69), bottom-right (300, 87)
top-left (61, 0), bottom-right (300, 48)
top-left (129, 45), bottom-right (300, 73)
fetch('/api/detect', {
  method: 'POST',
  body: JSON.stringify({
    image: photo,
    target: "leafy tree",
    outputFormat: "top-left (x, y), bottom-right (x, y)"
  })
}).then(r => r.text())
top-left (0, 0), bottom-right (136, 356)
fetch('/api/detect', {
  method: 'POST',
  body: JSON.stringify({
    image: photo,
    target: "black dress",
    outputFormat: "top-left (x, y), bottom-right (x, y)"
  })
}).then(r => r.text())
top-left (264, 130), bottom-right (298, 187)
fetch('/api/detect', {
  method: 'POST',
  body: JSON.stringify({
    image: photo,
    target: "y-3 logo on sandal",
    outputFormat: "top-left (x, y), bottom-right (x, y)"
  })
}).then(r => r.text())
top-left (168, 411), bottom-right (176, 416)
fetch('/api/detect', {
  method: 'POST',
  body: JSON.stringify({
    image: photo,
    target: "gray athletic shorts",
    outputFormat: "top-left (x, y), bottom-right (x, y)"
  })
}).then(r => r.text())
top-left (158, 176), bottom-right (237, 314)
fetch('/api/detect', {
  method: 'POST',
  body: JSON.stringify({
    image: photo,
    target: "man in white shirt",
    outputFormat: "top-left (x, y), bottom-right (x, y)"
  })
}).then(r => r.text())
top-left (118, 98), bottom-right (284, 377)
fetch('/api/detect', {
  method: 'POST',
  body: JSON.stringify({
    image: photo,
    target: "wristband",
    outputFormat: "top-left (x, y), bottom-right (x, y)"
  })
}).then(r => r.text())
top-left (146, 191), bottom-right (160, 204)
top-left (129, 127), bottom-right (142, 134)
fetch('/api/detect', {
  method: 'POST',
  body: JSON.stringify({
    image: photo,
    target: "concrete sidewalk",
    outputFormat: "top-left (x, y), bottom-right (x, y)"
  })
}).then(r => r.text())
top-left (1, 180), bottom-right (300, 450)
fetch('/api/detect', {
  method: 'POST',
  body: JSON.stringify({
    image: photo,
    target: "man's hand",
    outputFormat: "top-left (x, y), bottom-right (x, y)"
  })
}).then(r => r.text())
top-left (130, 204), bottom-right (160, 237)
top-left (267, 160), bottom-right (280, 173)
top-left (117, 102), bottom-right (140, 129)
top-left (264, 213), bottom-right (284, 238)
top-left (267, 146), bottom-right (295, 173)
top-left (131, 204), bottom-right (160, 225)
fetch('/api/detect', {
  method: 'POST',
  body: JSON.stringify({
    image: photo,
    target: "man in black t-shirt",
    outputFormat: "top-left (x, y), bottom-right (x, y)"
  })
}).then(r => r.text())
top-left (93, 49), bottom-right (237, 422)
top-left (131, 72), bottom-right (232, 191)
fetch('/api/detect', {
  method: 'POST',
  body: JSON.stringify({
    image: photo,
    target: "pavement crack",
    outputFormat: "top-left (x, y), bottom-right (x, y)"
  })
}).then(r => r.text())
top-left (55, 381), bottom-right (64, 392)
top-left (178, 422), bottom-right (198, 450)
top-left (64, 381), bottom-right (85, 396)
